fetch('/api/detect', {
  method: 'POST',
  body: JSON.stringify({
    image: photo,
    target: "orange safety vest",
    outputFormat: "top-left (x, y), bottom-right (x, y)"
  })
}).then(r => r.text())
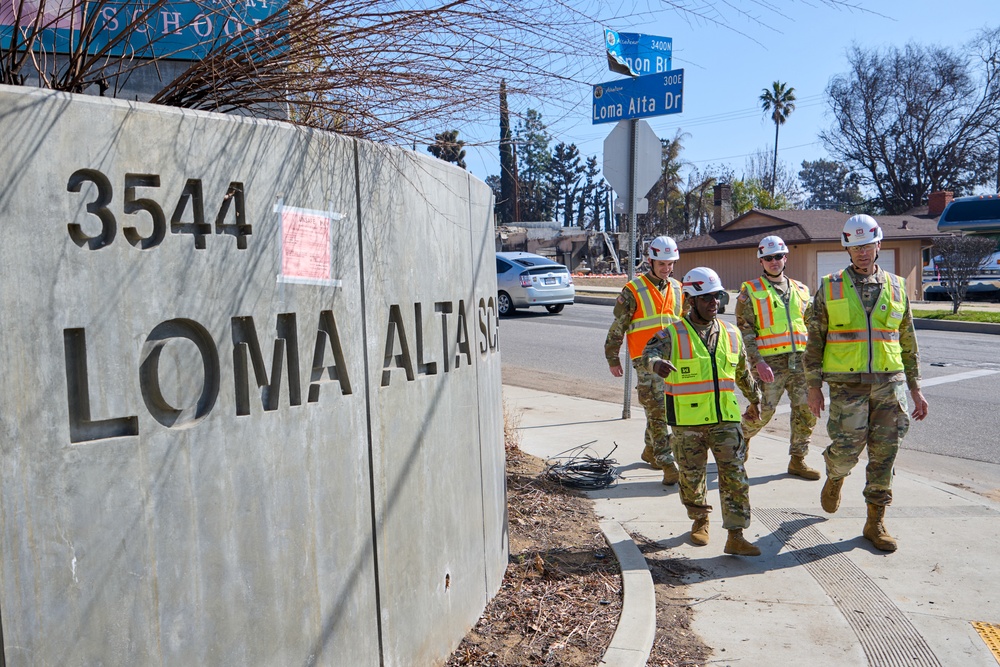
top-left (625, 274), bottom-right (683, 359)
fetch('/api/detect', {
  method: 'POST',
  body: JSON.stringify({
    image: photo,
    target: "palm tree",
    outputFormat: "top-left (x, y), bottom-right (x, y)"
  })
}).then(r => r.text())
top-left (428, 129), bottom-right (467, 169)
top-left (759, 81), bottom-right (796, 196)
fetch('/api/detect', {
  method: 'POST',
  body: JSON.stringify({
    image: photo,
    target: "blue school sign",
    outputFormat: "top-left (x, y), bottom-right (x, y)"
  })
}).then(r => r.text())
top-left (0, 0), bottom-right (286, 60)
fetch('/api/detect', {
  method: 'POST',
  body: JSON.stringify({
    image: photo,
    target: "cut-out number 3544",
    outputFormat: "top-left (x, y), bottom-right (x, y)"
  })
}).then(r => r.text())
top-left (67, 169), bottom-right (252, 250)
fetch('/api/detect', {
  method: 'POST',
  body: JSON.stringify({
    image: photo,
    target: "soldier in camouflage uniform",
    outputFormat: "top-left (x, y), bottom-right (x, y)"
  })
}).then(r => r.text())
top-left (643, 267), bottom-right (763, 556)
top-left (605, 236), bottom-right (685, 485)
top-left (804, 215), bottom-right (929, 553)
top-left (737, 235), bottom-right (821, 480)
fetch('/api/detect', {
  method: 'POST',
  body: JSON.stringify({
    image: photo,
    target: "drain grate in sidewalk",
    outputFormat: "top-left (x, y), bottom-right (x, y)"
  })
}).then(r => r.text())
top-left (756, 508), bottom-right (943, 667)
top-left (972, 622), bottom-right (1000, 663)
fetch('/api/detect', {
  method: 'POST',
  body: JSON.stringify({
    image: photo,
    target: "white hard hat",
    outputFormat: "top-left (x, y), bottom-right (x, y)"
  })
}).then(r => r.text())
top-left (757, 235), bottom-right (788, 259)
top-left (841, 214), bottom-right (883, 247)
top-left (647, 236), bottom-right (679, 262)
top-left (682, 267), bottom-right (725, 297)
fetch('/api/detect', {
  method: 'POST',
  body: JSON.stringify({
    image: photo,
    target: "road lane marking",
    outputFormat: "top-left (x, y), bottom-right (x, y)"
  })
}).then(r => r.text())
top-left (770, 368), bottom-right (999, 416)
top-left (919, 368), bottom-right (1000, 387)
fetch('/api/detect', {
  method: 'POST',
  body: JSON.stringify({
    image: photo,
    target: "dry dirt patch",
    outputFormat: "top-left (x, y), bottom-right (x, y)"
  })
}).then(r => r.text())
top-left (447, 445), bottom-right (713, 666)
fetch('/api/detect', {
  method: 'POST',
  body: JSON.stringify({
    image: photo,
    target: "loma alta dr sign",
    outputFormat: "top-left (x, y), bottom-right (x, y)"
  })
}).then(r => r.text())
top-left (592, 69), bottom-right (684, 124)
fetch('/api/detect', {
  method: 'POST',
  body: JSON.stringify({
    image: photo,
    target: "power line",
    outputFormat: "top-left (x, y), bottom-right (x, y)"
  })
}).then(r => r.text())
top-left (551, 94), bottom-right (827, 149)
top-left (688, 140), bottom-right (825, 165)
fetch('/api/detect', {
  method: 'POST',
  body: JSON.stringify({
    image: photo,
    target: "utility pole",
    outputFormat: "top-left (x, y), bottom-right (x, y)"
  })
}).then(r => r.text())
top-left (995, 130), bottom-right (999, 194)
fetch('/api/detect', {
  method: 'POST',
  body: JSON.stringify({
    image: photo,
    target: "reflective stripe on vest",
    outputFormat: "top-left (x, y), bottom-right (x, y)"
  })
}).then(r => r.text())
top-left (663, 320), bottom-right (742, 425)
top-left (625, 275), bottom-right (683, 359)
top-left (821, 269), bottom-right (906, 374)
top-left (741, 277), bottom-right (809, 357)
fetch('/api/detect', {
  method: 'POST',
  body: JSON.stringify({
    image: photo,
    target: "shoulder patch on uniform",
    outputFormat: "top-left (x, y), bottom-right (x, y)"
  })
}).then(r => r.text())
top-left (655, 330), bottom-right (668, 339)
top-left (737, 291), bottom-right (749, 302)
top-left (616, 295), bottom-right (626, 304)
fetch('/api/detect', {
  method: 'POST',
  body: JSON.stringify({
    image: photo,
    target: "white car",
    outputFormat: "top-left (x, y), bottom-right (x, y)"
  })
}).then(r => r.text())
top-left (495, 252), bottom-right (575, 316)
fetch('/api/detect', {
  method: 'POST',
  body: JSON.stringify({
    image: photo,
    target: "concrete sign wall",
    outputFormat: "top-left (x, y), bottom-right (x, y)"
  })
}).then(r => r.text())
top-left (0, 86), bottom-right (505, 666)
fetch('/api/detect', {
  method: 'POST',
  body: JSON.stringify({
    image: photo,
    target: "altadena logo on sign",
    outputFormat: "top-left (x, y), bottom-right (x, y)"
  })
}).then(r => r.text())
top-left (0, 0), bottom-right (287, 60)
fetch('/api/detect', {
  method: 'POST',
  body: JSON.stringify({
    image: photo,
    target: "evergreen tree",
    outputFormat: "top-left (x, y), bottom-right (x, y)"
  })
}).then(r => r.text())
top-left (498, 80), bottom-right (518, 223)
top-left (550, 142), bottom-right (584, 227)
top-left (798, 159), bottom-right (865, 211)
top-left (576, 156), bottom-right (601, 229)
top-left (515, 109), bottom-right (553, 221)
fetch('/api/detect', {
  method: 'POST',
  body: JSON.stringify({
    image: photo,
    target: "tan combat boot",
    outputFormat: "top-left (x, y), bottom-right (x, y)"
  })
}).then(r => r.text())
top-left (863, 504), bottom-right (898, 552)
top-left (724, 529), bottom-right (761, 556)
top-left (788, 455), bottom-right (821, 480)
top-left (661, 462), bottom-right (679, 486)
top-left (641, 444), bottom-right (662, 469)
top-left (821, 477), bottom-right (844, 514)
top-left (690, 517), bottom-right (710, 546)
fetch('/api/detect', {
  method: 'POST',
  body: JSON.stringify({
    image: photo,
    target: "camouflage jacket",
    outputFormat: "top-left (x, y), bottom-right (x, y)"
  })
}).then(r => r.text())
top-left (803, 265), bottom-right (921, 389)
top-left (639, 316), bottom-right (762, 406)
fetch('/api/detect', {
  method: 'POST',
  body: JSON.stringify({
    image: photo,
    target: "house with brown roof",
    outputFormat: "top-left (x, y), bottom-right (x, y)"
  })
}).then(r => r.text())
top-left (673, 187), bottom-right (952, 301)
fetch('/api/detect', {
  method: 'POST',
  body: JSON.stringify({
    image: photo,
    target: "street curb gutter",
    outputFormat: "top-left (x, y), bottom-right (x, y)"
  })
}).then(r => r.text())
top-left (598, 520), bottom-right (656, 667)
top-left (575, 295), bottom-right (617, 307)
top-left (576, 297), bottom-right (1000, 336)
top-left (913, 318), bottom-right (1000, 335)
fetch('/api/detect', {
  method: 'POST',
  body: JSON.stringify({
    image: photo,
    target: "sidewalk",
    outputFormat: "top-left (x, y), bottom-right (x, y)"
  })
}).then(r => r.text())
top-left (505, 384), bottom-right (1000, 667)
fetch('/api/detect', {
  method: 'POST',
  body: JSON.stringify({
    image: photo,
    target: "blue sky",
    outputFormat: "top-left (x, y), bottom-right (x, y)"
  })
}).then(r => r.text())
top-left (463, 1), bottom-right (998, 192)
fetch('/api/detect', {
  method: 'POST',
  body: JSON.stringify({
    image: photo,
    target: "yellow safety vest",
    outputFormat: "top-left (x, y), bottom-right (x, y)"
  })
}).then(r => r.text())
top-left (663, 319), bottom-right (742, 426)
top-left (740, 277), bottom-right (809, 357)
top-left (625, 274), bottom-right (683, 359)
top-left (821, 269), bottom-right (906, 375)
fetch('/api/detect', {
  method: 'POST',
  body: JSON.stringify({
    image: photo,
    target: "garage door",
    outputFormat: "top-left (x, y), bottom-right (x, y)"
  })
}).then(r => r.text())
top-left (816, 251), bottom-right (895, 290)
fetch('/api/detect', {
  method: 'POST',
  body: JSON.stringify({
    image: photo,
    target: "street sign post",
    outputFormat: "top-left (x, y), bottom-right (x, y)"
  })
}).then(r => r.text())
top-left (596, 35), bottom-right (683, 419)
top-left (593, 69), bottom-right (684, 124)
top-left (602, 119), bottom-right (662, 420)
top-left (605, 28), bottom-right (673, 77)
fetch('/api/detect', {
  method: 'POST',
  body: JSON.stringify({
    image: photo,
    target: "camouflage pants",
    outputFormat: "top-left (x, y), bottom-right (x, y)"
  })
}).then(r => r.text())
top-left (741, 357), bottom-right (817, 456)
top-left (824, 381), bottom-right (910, 507)
top-left (672, 422), bottom-right (751, 530)
top-left (634, 364), bottom-right (675, 466)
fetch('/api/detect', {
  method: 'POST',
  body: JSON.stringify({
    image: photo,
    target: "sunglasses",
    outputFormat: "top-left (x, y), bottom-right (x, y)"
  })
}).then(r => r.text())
top-left (695, 293), bottom-right (723, 302)
top-left (761, 254), bottom-right (787, 262)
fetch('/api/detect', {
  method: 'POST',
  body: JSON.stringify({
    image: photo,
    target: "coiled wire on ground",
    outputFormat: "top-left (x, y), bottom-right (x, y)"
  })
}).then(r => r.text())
top-left (544, 441), bottom-right (621, 490)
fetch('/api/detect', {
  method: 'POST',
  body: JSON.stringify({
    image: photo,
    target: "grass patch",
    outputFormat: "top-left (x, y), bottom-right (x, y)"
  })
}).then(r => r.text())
top-left (912, 309), bottom-right (1000, 323)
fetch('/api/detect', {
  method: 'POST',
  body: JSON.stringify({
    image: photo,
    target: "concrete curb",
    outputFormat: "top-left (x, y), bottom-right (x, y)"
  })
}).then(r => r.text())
top-left (913, 317), bottom-right (1000, 335)
top-left (575, 294), bottom-right (617, 307)
top-left (597, 520), bottom-right (656, 667)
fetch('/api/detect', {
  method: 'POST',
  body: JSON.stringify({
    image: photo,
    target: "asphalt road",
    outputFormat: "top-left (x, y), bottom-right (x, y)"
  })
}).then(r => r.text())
top-left (500, 301), bottom-right (1000, 501)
